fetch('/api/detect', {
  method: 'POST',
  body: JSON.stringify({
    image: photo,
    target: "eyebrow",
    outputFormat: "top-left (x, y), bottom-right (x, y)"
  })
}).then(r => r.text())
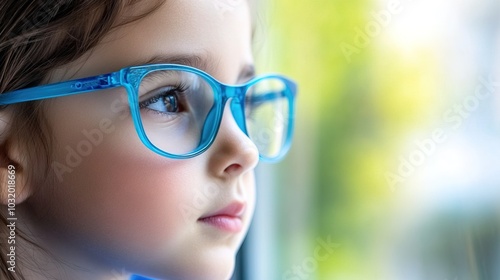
top-left (238, 64), bottom-right (256, 83)
top-left (137, 54), bottom-right (256, 83)
top-left (140, 54), bottom-right (213, 72)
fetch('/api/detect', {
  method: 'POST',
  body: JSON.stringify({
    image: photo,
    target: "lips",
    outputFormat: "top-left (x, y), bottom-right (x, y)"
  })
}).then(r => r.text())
top-left (198, 202), bottom-right (246, 233)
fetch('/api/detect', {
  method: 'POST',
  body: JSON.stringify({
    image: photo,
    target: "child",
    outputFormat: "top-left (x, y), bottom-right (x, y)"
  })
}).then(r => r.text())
top-left (0, 0), bottom-right (296, 279)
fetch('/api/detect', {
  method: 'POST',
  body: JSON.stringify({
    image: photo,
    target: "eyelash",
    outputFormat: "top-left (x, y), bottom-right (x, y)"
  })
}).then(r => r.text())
top-left (139, 82), bottom-right (189, 115)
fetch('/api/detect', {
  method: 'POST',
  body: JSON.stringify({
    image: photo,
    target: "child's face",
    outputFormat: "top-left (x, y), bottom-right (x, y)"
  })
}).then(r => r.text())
top-left (27, 0), bottom-right (257, 279)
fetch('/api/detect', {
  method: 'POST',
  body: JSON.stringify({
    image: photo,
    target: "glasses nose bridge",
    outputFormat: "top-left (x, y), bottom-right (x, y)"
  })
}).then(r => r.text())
top-left (221, 84), bottom-right (245, 99)
top-left (220, 84), bottom-right (247, 134)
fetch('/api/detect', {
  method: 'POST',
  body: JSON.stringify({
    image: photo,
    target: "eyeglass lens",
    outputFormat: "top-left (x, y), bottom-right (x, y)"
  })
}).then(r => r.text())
top-left (137, 69), bottom-right (290, 158)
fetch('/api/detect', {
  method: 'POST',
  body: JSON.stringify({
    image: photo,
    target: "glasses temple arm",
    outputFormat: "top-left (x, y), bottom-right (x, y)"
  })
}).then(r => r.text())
top-left (247, 89), bottom-right (288, 106)
top-left (0, 72), bottom-right (122, 105)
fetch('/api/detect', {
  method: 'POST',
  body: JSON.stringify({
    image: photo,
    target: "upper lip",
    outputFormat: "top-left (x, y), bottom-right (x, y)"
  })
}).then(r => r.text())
top-left (199, 201), bottom-right (246, 219)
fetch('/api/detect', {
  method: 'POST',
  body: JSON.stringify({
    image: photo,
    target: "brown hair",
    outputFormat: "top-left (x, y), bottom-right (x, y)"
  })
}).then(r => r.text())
top-left (0, 1), bottom-right (163, 279)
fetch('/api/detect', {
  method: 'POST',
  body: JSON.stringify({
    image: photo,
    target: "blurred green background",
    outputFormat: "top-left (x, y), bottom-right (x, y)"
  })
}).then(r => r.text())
top-left (248, 0), bottom-right (500, 279)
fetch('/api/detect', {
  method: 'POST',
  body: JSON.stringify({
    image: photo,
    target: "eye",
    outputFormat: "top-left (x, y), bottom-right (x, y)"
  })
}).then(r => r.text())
top-left (139, 86), bottom-right (186, 114)
top-left (245, 91), bottom-right (267, 114)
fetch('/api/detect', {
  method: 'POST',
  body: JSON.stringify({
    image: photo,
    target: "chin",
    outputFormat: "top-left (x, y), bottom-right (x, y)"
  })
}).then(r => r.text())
top-left (191, 248), bottom-right (237, 280)
top-left (136, 248), bottom-right (238, 280)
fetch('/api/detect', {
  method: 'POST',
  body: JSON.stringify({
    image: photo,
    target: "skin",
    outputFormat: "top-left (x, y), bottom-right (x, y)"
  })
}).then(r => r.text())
top-left (8, 0), bottom-right (259, 279)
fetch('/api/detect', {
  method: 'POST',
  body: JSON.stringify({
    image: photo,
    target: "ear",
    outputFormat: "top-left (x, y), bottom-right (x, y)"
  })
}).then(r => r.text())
top-left (0, 108), bottom-right (33, 206)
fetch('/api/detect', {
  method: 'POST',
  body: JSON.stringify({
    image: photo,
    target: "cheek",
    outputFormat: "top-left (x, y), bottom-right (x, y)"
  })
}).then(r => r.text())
top-left (79, 149), bottom-right (188, 230)
top-left (50, 128), bottom-right (198, 253)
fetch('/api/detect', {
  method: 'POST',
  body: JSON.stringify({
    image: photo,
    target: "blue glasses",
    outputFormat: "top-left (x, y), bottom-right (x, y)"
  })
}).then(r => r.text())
top-left (0, 64), bottom-right (297, 161)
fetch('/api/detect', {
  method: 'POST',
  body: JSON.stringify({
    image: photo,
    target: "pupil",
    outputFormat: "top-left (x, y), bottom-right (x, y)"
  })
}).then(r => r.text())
top-left (164, 94), bottom-right (178, 112)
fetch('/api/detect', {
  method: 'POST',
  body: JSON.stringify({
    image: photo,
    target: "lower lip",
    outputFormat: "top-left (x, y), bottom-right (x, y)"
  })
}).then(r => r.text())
top-left (198, 216), bottom-right (243, 233)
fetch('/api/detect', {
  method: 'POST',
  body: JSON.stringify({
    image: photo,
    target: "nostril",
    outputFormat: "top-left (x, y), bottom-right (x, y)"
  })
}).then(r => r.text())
top-left (224, 163), bottom-right (243, 175)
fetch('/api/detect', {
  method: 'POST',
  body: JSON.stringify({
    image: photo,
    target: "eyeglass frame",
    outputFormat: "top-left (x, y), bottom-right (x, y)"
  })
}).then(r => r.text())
top-left (0, 63), bottom-right (297, 162)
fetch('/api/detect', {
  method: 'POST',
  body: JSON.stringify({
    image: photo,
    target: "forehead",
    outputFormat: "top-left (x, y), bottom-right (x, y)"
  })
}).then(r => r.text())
top-left (51, 0), bottom-right (253, 82)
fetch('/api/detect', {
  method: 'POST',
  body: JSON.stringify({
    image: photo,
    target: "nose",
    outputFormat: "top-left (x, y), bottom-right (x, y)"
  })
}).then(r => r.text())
top-left (206, 102), bottom-right (259, 179)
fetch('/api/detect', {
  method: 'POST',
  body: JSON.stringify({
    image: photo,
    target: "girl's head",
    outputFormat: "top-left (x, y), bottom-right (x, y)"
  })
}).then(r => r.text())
top-left (0, 1), bottom-right (295, 279)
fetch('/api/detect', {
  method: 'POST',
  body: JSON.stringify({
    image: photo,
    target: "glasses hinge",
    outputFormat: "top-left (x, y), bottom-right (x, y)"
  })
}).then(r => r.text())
top-left (72, 74), bottom-right (117, 91)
